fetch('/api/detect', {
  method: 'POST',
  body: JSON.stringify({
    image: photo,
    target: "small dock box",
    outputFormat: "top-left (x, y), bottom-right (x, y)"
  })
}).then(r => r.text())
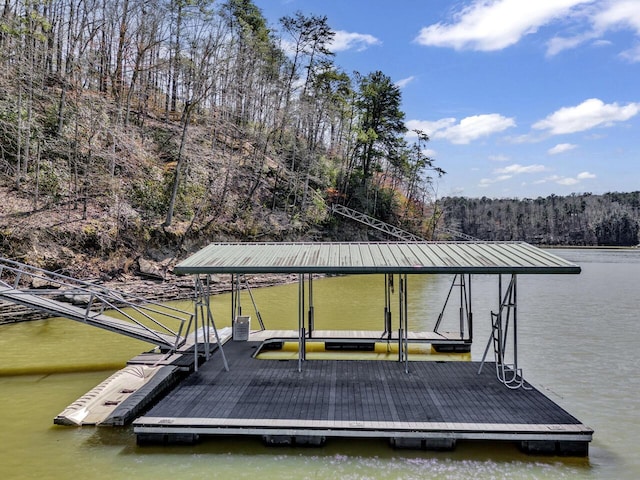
top-left (233, 316), bottom-right (250, 341)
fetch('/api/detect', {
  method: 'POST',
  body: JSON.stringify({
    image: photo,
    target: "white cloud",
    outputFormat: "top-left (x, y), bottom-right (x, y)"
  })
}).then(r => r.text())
top-left (412, 0), bottom-right (640, 59)
top-left (331, 31), bottom-right (381, 52)
top-left (395, 76), bottom-right (416, 89)
top-left (414, 0), bottom-right (592, 51)
top-left (538, 171), bottom-right (597, 185)
top-left (546, 32), bottom-right (596, 56)
top-left (593, 0), bottom-right (640, 34)
top-left (407, 114), bottom-right (515, 144)
top-left (556, 176), bottom-right (580, 186)
top-left (406, 118), bottom-right (457, 136)
top-left (546, 0), bottom-right (640, 56)
top-left (479, 175), bottom-right (512, 187)
top-left (495, 163), bottom-right (547, 175)
top-left (437, 114), bottom-right (516, 144)
top-left (422, 148), bottom-right (438, 158)
top-left (479, 162), bottom-right (547, 187)
top-left (620, 43), bottom-right (640, 62)
top-left (548, 143), bottom-right (578, 155)
top-left (593, 39), bottom-right (613, 47)
top-left (488, 154), bottom-right (510, 162)
top-left (577, 171), bottom-right (597, 179)
top-left (533, 98), bottom-right (640, 135)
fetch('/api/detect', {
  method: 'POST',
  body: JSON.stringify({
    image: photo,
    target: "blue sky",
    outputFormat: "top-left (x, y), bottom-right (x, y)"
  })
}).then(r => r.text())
top-left (252, 0), bottom-right (640, 199)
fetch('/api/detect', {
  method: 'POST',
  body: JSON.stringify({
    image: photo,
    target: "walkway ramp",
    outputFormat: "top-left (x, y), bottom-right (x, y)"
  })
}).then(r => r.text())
top-left (330, 204), bottom-right (479, 241)
top-left (0, 258), bottom-right (190, 350)
top-left (331, 204), bottom-right (425, 241)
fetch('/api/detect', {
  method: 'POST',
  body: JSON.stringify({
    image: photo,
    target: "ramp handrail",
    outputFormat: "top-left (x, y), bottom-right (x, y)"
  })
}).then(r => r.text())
top-left (0, 257), bottom-right (191, 351)
top-left (330, 204), bottom-right (480, 241)
top-left (331, 204), bottom-right (425, 241)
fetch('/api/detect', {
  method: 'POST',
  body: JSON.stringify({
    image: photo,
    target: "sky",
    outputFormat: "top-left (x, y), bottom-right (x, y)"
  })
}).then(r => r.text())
top-left (252, 0), bottom-right (640, 199)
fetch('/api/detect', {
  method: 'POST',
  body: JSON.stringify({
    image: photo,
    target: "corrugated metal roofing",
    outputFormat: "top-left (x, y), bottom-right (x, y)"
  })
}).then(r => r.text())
top-left (174, 242), bottom-right (580, 275)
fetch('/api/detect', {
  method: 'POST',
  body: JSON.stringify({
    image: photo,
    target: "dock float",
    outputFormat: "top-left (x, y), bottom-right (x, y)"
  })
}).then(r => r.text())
top-left (55, 328), bottom-right (232, 426)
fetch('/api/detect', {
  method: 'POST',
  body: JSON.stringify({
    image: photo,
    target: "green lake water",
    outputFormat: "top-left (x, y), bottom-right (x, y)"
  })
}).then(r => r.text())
top-left (1, 249), bottom-right (638, 479)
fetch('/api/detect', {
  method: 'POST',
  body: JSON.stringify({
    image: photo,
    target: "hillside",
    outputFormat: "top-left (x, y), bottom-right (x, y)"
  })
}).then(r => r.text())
top-left (0, 113), bottom-right (340, 281)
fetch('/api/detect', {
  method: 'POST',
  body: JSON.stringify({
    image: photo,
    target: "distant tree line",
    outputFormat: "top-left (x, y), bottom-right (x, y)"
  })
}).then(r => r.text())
top-left (440, 192), bottom-right (640, 246)
top-left (0, 0), bottom-right (443, 234)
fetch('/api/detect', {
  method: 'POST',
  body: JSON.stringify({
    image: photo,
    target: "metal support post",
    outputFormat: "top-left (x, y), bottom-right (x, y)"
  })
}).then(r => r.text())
top-left (398, 274), bottom-right (404, 363)
top-left (308, 274), bottom-right (314, 338)
top-left (403, 274), bottom-right (409, 374)
top-left (298, 274), bottom-right (304, 372)
top-left (468, 274), bottom-right (473, 342)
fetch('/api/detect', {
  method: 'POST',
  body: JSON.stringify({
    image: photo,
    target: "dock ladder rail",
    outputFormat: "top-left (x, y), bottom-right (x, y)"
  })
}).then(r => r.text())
top-left (330, 204), bottom-right (425, 241)
top-left (330, 203), bottom-right (480, 242)
top-left (0, 257), bottom-right (192, 351)
top-left (478, 274), bottom-right (530, 390)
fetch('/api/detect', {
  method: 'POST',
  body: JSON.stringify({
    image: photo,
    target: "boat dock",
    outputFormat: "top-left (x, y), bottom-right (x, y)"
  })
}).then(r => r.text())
top-left (132, 242), bottom-right (592, 455)
top-left (134, 334), bottom-right (592, 455)
top-left (1, 242), bottom-right (594, 455)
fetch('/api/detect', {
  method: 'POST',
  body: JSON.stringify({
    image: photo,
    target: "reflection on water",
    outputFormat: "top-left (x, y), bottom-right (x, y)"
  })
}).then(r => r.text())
top-left (1, 249), bottom-right (639, 479)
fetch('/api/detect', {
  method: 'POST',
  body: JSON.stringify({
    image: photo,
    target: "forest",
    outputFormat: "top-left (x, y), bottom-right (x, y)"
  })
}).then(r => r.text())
top-left (0, 0), bottom-right (637, 277)
top-left (440, 192), bottom-right (640, 246)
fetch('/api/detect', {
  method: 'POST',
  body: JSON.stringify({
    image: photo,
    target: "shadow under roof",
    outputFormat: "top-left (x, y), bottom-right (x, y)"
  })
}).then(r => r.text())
top-left (174, 242), bottom-right (580, 275)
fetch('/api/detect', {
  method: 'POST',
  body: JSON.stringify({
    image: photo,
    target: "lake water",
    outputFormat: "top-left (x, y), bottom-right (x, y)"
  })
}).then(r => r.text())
top-left (1, 249), bottom-right (639, 479)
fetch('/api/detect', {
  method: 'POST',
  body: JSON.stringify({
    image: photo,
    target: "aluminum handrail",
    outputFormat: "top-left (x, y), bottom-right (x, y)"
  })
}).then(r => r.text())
top-left (0, 257), bottom-right (192, 350)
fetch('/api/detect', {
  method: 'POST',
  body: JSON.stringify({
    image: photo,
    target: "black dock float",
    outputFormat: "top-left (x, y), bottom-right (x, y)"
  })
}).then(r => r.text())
top-left (134, 341), bottom-right (592, 455)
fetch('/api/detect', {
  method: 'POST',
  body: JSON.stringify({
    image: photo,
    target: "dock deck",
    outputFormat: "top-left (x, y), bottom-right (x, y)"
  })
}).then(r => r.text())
top-left (134, 338), bottom-right (593, 455)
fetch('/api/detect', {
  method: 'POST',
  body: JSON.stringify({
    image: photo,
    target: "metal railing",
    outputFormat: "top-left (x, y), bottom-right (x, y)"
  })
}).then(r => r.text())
top-left (331, 204), bottom-right (479, 241)
top-left (478, 274), bottom-right (530, 389)
top-left (331, 204), bottom-right (425, 241)
top-left (0, 257), bottom-right (191, 351)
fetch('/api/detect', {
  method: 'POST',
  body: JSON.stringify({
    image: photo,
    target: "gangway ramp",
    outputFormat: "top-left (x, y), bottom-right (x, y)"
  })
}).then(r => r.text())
top-left (0, 258), bottom-right (191, 351)
top-left (331, 204), bottom-right (425, 241)
top-left (330, 204), bottom-right (479, 241)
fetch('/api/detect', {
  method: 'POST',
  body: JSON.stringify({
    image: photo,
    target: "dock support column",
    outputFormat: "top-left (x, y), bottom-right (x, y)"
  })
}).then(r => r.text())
top-left (308, 274), bottom-right (314, 338)
top-left (403, 274), bottom-right (409, 374)
top-left (194, 274), bottom-right (228, 372)
top-left (397, 274), bottom-right (403, 363)
top-left (298, 274), bottom-right (305, 372)
top-left (468, 274), bottom-right (473, 343)
top-left (384, 274), bottom-right (393, 339)
top-left (397, 274), bottom-right (409, 373)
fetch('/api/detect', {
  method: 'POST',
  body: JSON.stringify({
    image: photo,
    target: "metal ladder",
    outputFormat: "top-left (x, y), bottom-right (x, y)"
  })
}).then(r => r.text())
top-left (479, 275), bottom-right (529, 389)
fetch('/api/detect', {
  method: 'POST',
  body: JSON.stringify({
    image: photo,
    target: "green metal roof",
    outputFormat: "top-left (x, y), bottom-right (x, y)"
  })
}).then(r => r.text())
top-left (174, 242), bottom-right (581, 275)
